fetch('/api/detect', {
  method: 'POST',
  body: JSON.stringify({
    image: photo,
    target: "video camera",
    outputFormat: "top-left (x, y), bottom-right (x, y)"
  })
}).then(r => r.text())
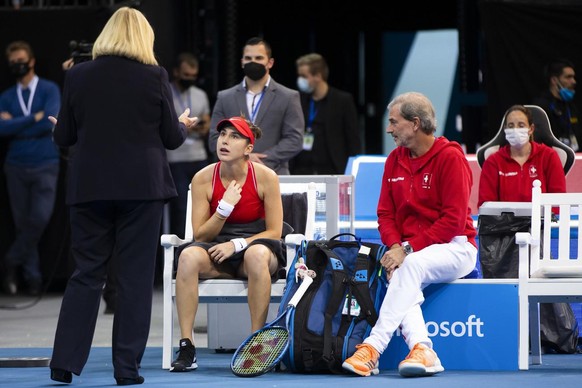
top-left (69, 40), bottom-right (94, 65)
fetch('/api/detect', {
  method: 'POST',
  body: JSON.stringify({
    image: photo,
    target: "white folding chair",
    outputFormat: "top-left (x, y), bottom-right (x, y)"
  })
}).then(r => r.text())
top-left (160, 181), bottom-right (317, 369)
top-left (515, 179), bottom-right (582, 370)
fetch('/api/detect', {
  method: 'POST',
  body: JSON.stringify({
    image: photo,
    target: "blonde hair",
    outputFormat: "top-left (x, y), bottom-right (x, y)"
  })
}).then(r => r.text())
top-left (92, 7), bottom-right (157, 65)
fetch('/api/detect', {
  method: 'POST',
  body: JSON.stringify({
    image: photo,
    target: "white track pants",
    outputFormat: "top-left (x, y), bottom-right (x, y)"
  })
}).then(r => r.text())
top-left (364, 236), bottom-right (477, 353)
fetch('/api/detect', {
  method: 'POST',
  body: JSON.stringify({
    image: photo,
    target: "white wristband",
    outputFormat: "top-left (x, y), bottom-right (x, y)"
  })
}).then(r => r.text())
top-left (216, 199), bottom-right (234, 218)
top-left (231, 238), bottom-right (248, 253)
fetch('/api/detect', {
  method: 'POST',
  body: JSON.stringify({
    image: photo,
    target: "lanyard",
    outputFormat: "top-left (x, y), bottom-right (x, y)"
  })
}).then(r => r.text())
top-left (307, 98), bottom-right (318, 131)
top-left (17, 75), bottom-right (39, 116)
top-left (171, 84), bottom-right (191, 112)
top-left (250, 89), bottom-right (266, 124)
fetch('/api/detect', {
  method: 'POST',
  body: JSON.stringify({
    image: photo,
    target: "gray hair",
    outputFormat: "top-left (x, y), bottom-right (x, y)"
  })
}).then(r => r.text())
top-left (387, 92), bottom-right (437, 134)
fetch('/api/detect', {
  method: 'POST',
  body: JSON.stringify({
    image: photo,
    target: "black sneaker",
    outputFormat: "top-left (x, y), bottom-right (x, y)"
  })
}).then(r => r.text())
top-left (170, 338), bottom-right (198, 372)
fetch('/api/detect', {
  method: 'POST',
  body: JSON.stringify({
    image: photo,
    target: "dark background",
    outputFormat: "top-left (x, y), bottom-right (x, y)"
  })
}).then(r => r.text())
top-left (1, 0), bottom-right (581, 290)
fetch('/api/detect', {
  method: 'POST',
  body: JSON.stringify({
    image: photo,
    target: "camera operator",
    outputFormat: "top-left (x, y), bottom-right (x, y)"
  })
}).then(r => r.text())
top-left (61, 58), bottom-right (74, 71)
top-left (70, 41), bottom-right (94, 65)
top-left (62, 41), bottom-right (94, 71)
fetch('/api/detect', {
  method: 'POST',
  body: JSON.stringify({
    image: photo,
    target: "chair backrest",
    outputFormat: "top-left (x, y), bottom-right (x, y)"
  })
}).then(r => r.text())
top-left (183, 181), bottom-right (317, 241)
top-left (528, 179), bottom-right (582, 278)
top-left (345, 155), bottom-right (386, 221)
top-left (476, 105), bottom-right (576, 175)
top-left (280, 182), bottom-right (317, 240)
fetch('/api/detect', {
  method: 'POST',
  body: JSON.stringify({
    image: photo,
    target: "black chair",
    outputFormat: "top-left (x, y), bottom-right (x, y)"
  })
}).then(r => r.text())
top-left (476, 105), bottom-right (576, 175)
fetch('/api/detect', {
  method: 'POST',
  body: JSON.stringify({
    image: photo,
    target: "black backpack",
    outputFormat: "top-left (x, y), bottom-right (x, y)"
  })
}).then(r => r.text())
top-left (278, 233), bottom-right (387, 373)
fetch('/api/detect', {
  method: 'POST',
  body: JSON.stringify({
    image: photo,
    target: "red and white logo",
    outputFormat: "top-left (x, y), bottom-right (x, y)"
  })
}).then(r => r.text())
top-left (422, 173), bottom-right (432, 189)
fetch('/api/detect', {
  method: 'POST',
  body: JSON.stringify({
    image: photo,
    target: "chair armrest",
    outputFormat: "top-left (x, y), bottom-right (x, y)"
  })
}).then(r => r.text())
top-left (160, 233), bottom-right (191, 248)
top-left (161, 234), bottom-right (193, 282)
top-left (515, 232), bottom-right (531, 246)
top-left (285, 233), bottom-right (306, 246)
top-left (284, 233), bottom-right (306, 275)
top-left (516, 232), bottom-right (540, 280)
top-left (516, 232), bottom-right (539, 247)
top-left (161, 233), bottom-right (193, 304)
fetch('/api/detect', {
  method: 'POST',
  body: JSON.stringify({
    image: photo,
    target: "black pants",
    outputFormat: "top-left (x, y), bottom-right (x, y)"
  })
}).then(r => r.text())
top-left (50, 199), bottom-right (164, 379)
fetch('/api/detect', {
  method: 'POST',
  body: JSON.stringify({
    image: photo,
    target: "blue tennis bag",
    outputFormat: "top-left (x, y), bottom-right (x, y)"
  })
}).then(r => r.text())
top-left (279, 233), bottom-right (387, 373)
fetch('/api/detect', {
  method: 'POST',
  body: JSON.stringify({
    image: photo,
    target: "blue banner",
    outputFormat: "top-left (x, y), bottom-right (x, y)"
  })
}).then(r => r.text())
top-left (379, 282), bottom-right (518, 371)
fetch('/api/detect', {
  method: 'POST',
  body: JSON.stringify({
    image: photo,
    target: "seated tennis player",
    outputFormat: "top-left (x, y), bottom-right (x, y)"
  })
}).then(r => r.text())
top-left (170, 116), bottom-right (286, 372)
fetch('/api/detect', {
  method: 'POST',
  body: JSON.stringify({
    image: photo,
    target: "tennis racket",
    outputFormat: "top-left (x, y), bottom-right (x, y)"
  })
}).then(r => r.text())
top-left (230, 275), bottom-right (313, 377)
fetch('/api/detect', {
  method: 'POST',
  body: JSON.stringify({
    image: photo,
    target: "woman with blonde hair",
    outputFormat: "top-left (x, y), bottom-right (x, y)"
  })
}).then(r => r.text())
top-left (49, 7), bottom-right (197, 385)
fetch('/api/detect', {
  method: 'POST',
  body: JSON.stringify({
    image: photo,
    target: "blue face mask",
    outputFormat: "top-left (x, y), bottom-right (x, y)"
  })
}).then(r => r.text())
top-left (559, 86), bottom-right (575, 102)
top-left (296, 77), bottom-right (313, 94)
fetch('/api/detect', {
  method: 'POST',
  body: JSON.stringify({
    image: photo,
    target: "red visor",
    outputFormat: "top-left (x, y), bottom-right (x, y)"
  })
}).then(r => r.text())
top-left (216, 117), bottom-right (255, 144)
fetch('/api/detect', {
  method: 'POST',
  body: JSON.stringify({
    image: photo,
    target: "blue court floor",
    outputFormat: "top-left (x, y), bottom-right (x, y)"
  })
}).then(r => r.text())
top-left (1, 287), bottom-right (581, 387)
top-left (1, 346), bottom-right (582, 387)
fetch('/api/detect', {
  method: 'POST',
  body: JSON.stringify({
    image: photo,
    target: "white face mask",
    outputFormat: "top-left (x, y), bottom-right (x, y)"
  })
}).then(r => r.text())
top-left (504, 127), bottom-right (530, 148)
top-left (297, 76), bottom-right (313, 93)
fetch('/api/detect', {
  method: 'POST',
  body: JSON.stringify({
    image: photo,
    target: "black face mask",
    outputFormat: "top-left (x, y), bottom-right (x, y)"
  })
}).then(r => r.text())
top-left (178, 78), bottom-right (196, 90)
top-left (9, 62), bottom-right (30, 78)
top-left (243, 62), bottom-right (267, 81)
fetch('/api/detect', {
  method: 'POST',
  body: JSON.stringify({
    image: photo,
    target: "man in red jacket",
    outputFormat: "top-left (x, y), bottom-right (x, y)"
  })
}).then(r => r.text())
top-left (343, 92), bottom-right (477, 378)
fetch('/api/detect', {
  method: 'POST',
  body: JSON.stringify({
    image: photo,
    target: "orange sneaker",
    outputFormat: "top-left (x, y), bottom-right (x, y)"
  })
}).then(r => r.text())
top-left (398, 343), bottom-right (444, 377)
top-left (342, 343), bottom-right (380, 376)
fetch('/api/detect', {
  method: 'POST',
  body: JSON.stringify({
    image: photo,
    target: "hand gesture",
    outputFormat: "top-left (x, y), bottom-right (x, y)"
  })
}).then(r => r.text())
top-left (222, 180), bottom-right (242, 207)
top-left (249, 152), bottom-right (267, 165)
top-left (62, 58), bottom-right (74, 71)
top-left (179, 107), bottom-right (199, 130)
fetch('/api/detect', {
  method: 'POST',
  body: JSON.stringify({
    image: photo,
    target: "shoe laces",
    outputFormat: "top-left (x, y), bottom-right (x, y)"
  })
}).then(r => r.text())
top-left (175, 341), bottom-right (196, 362)
top-left (404, 343), bottom-right (435, 364)
top-left (352, 343), bottom-right (379, 362)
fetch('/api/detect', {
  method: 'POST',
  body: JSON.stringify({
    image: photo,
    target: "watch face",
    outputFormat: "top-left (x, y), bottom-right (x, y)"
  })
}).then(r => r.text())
top-left (403, 243), bottom-right (412, 255)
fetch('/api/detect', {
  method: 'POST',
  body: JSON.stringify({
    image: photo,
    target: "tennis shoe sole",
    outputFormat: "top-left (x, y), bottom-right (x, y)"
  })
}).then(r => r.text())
top-left (341, 360), bottom-right (379, 376)
top-left (398, 361), bottom-right (444, 377)
top-left (170, 361), bottom-right (198, 372)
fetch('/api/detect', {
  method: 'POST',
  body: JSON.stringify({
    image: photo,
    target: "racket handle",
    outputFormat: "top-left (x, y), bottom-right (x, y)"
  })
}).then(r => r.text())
top-left (288, 275), bottom-right (313, 307)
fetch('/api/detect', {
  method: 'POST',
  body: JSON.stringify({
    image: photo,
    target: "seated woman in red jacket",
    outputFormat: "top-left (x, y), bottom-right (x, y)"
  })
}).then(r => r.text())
top-left (478, 104), bottom-right (566, 207)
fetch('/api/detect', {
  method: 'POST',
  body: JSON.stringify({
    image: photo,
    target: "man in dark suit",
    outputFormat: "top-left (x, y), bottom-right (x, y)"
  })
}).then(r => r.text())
top-left (208, 37), bottom-right (304, 175)
top-left (291, 53), bottom-right (361, 175)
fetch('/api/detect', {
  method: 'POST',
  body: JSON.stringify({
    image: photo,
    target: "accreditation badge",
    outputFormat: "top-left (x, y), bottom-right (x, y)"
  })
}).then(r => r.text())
top-left (303, 131), bottom-right (314, 151)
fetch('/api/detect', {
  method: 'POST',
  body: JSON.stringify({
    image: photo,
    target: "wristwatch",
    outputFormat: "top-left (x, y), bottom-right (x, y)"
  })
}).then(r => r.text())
top-left (401, 241), bottom-right (413, 255)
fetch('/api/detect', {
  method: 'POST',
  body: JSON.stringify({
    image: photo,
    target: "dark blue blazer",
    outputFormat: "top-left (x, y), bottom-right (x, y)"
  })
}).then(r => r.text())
top-left (53, 55), bottom-right (187, 205)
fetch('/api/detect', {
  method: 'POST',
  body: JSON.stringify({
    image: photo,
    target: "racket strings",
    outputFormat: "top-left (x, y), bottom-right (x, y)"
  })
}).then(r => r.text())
top-left (231, 327), bottom-right (289, 375)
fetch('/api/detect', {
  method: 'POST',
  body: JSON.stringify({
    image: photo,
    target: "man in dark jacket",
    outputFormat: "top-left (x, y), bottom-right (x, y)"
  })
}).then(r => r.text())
top-left (291, 53), bottom-right (361, 174)
top-left (533, 58), bottom-right (581, 151)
